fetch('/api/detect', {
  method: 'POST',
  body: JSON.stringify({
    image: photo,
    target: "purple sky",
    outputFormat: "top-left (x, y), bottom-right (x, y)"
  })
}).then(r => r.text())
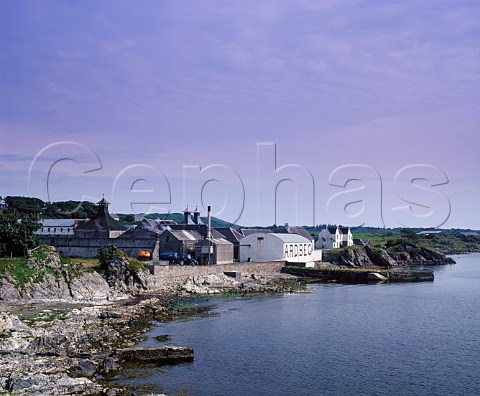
top-left (1, 1), bottom-right (479, 228)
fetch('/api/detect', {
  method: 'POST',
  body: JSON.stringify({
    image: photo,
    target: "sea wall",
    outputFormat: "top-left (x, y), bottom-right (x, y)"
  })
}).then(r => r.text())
top-left (149, 261), bottom-right (285, 285)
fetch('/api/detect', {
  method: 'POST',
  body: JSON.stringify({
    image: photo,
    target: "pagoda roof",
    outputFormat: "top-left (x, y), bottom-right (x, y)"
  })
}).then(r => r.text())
top-left (76, 200), bottom-right (127, 232)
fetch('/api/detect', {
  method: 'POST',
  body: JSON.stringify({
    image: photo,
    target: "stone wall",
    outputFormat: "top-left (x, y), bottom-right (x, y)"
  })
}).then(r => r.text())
top-left (38, 236), bottom-right (156, 258)
top-left (149, 261), bottom-right (285, 284)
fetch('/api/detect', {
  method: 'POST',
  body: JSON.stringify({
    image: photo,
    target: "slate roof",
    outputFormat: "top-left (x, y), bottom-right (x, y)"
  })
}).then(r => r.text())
top-left (282, 226), bottom-right (314, 241)
top-left (240, 229), bottom-right (271, 237)
top-left (166, 229), bottom-right (202, 241)
top-left (41, 219), bottom-right (79, 227)
top-left (75, 202), bottom-right (128, 232)
top-left (339, 227), bottom-right (350, 234)
top-left (267, 233), bottom-right (312, 244)
top-left (215, 227), bottom-right (244, 243)
top-left (323, 225), bottom-right (338, 234)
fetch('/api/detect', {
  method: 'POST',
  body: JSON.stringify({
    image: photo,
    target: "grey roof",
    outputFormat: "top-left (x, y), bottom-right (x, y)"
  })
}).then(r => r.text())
top-left (215, 227), bottom-right (245, 243)
top-left (267, 233), bottom-right (312, 243)
top-left (117, 225), bottom-right (158, 239)
top-left (165, 229), bottom-right (202, 241)
top-left (140, 218), bottom-right (172, 233)
top-left (241, 229), bottom-right (271, 237)
top-left (195, 237), bottom-right (233, 246)
top-left (283, 226), bottom-right (314, 241)
top-left (339, 227), bottom-right (350, 234)
top-left (41, 219), bottom-right (78, 227)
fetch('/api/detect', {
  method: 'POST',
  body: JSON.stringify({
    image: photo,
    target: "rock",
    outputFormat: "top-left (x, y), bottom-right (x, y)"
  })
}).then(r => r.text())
top-left (118, 346), bottom-right (194, 363)
top-left (106, 253), bottom-right (151, 294)
top-left (0, 277), bottom-right (22, 301)
top-left (78, 359), bottom-right (97, 376)
top-left (5, 372), bottom-right (102, 395)
top-left (101, 357), bottom-right (119, 374)
top-left (69, 272), bottom-right (111, 301)
top-left (365, 246), bottom-right (397, 268)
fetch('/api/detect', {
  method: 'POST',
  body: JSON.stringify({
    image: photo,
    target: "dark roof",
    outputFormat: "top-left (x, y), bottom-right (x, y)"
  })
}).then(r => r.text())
top-left (339, 227), bottom-right (350, 234)
top-left (323, 225), bottom-right (338, 234)
top-left (117, 226), bottom-right (158, 239)
top-left (211, 228), bottom-right (227, 239)
top-left (282, 226), bottom-right (314, 241)
top-left (353, 238), bottom-right (364, 246)
top-left (215, 227), bottom-right (245, 243)
top-left (76, 203), bottom-right (128, 232)
top-left (97, 197), bottom-right (110, 205)
top-left (240, 229), bottom-right (271, 237)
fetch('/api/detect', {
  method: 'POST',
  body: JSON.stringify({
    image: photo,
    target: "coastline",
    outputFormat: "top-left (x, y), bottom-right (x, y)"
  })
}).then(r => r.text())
top-left (0, 273), bottom-right (303, 395)
top-left (0, 246), bottom-right (472, 395)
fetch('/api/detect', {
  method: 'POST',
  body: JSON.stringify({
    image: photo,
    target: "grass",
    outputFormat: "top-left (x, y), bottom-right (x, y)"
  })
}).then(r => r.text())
top-left (128, 258), bottom-right (146, 272)
top-left (69, 257), bottom-right (100, 268)
top-left (0, 257), bottom-right (35, 287)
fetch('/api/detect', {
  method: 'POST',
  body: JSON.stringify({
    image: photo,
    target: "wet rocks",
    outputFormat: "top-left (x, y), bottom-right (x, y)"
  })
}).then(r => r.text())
top-left (118, 346), bottom-right (194, 363)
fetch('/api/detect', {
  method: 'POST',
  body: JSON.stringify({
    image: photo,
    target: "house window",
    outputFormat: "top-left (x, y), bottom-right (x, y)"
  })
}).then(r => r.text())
top-left (48, 228), bottom-right (50, 232)
top-left (166, 236), bottom-right (170, 242)
top-left (257, 237), bottom-right (264, 241)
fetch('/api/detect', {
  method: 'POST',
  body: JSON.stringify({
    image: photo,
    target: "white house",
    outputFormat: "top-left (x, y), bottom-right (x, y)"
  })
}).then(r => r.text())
top-left (35, 219), bottom-right (86, 236)
top-left (315, 225), bottom-right (353, 249)
top-left (240, 233), bottom-right (316, 264)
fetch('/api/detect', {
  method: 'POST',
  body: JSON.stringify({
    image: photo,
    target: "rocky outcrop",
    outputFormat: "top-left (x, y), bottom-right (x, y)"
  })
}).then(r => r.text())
top-left (118, 346), bottom-right (194, 363)
top-left (0, 246), bottom-right (111, 302)
top-left (386, 245), bottom-right (455, 266)
top-left (105, 252), bottom-right (152, 294)
top-left (322, 245), bottom-right (454, 268)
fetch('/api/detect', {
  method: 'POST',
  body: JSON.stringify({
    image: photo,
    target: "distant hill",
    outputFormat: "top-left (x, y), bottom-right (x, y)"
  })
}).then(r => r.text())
top-left (140, 212), bottom-right (237, 229)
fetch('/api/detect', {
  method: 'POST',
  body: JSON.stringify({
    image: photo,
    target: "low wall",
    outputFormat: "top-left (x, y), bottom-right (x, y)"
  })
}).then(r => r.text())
top-left (149, 261), bottom-right (285, 282)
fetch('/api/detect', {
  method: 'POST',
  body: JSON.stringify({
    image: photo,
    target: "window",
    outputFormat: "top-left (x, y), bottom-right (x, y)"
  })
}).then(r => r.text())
top-left (257, 237), bottom-right (264, 241)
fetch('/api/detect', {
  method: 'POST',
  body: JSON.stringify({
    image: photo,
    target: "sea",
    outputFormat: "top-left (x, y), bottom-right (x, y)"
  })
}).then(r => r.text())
top-left (113, 253), bottom-right (480, 396)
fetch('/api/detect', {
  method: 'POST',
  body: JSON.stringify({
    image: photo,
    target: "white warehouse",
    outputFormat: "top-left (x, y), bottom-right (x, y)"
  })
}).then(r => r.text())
top-left (240, 233), bottom-right (320, 264)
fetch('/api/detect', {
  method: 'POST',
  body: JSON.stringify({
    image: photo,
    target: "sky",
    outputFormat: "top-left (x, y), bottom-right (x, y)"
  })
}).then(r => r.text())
top-left (1, 0), bottom-right (479, 228)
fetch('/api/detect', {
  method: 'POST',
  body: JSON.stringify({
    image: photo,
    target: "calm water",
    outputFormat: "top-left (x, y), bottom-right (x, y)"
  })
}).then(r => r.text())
top-left (116, 254), bottom-right (480, 395)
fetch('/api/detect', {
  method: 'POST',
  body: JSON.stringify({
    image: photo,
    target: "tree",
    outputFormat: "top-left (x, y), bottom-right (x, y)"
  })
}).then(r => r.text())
top-left (0, 209), bottom-right (41, 257)
top-left (400, 228), bottom-right (417, 241)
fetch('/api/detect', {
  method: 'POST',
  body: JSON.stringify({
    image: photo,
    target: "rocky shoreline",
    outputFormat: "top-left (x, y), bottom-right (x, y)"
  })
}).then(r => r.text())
top-left (0, 243), bottom-right (466, 394)
top-left (0, 247), bottom-right (302, 395)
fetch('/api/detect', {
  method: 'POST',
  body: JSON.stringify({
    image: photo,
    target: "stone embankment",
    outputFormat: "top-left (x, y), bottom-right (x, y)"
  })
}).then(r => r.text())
top-left (282, 266), bottom-right (435, 283)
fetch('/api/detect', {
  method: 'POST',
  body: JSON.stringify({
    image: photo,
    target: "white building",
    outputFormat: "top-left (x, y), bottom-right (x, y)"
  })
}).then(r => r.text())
top-left (35, 219), bottom-right (85, 236)
top-left (315, 225), bottom-right (353, 249)
top-left (240, 233), bottom-right (318, 264)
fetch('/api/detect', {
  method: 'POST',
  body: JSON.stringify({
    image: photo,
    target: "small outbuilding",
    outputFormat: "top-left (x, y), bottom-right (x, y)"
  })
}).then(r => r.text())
top-left (194, 237), bottom-right (234, 265)
top-left (240, 233), bottom-right (315, 263)
top-left (158, 229), bottom-right (202, 256)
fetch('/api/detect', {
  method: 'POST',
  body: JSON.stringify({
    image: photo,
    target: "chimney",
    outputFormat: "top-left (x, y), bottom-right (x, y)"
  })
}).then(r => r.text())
top-left (193, 206), bottom-right (201, 225)
top-left (207, 205), bottom-right (212, 239)
top-left (183, 206), bottom-right (191, 225)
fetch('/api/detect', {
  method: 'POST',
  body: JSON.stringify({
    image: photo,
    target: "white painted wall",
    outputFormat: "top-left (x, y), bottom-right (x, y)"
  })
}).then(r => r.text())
top-left (240, 233), bottom-right (314, 263)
